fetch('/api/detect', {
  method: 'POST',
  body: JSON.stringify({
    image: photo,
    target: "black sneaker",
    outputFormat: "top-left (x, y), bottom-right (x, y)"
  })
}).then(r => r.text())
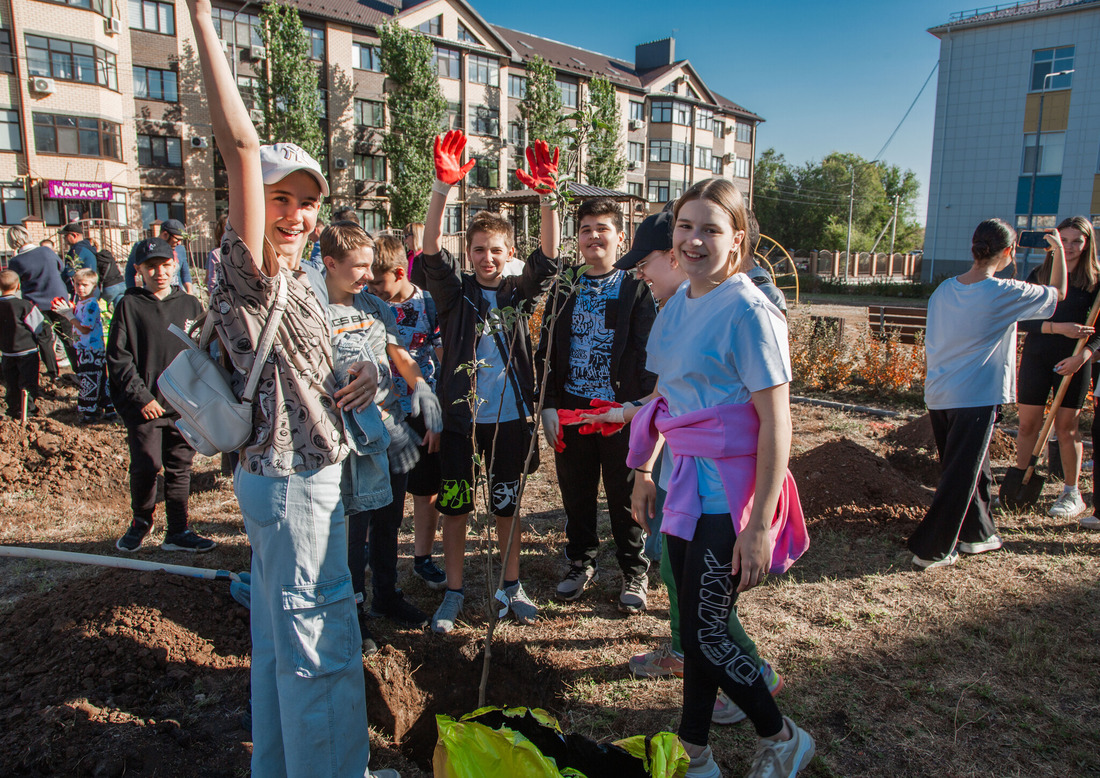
top-left (413, 557), bottom-right (448, 591)
top-left (357, 610), bottom-right (380, 656)
top-left (161, 529), bottom-right (217, 553)
top-left (116, 520), bottom-right (151, 553)
top-left (369, 592), bottom-right (429, 628)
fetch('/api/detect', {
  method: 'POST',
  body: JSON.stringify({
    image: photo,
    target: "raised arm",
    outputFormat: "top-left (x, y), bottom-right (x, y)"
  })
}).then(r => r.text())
top-left (424, 130), bottom-right (476, 256)
top-left (516, 140), bottom-right (560, 259)
top-left (1045, 230), bottom-right (1068, 302)
top-left (186, 0), bottom-right (265, 271)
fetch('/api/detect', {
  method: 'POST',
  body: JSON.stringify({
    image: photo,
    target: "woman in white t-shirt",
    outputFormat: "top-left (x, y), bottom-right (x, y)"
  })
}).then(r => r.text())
top-left (909, 219), bottom-right (1065, 570)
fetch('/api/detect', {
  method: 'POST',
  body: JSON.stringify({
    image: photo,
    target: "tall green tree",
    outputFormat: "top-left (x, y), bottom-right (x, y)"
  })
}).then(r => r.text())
top-left (378, 21), bottom-right (446, 226)
top-left (584, 76), bottom-right (625, 188)
top-left (518, 56), bottom-right (567, 152)
top-left (257, 2), bottom-right (323, 159)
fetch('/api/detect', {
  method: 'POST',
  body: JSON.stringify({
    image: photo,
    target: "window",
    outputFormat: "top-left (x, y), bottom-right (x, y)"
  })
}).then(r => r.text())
top-left (1031, 46), bottom-right (1074, 91)
top-left (468, 54), bottom-right (498, 86)
top-left (41, 0), bottom-right (112, 14)
top-left (358, 210), bottom-right (386, 233)
top-left (671, 141), bottom-right (689, 165)
top-left (629, 101), bottom-right (644, 122)
top-left (647, 179), bottom-right (669, 202)
top-left (650, 100), bottom-right (672, 123)
top-left (1015, 214), bottom-right (1058, 229)
top-left (733, 157), bottom-right (750, 178)
top-left (138, 134), bottom-right (182, 167)
top-left (212, 7), bottom-right (261, 48)
top-left (441, 101), bottom-right (462, 131)
top-left (649, 139), bottom-right (670, 163)
top-left (129, 0), bottom-right (175, 35)
top-left (509, 74), bottom-right (527, 99)
top-left (34, 113), bottom-right (121, 159)
top-left (468, 105), bottom-right (499, 137)
top-left (0, 110), bottom-right (20, 152)
top-left (0, 185), bottom-right (26, 224)
top-left (470, 156), bottom-right (498, 188)
top-left (628, 142), bottom-right (644, 163)
top-left (695, 108), bottom-right (713, 132)
top-left (556, 78), bottom-right (578, 109)
top-left (354, 99), bottom-right (384, 128)
top-left (696, 146), bottom-right (712, 170)
top-left (673, 102), bottom-right (690, 126)
top-left (133, 66), bottom-right (178, 102)
top-left (710, 155), bottom-right (723, 175)
top-left (141, 200), bottom-right (184, 228)
top-left (443, 205), bottom-right (462, 234)
top-left (26, 35), bottom-right (118, 91)
top-left (433, 46), bottom-right (460, 79)
top-left (353, 42), bottom-right (382, 72)
top-left (627, 182), bottom-right (643, 198)
top-left (662, 81), bottom-right (677, 94)
top-left (354, 154), bottom-right (385, 181)
top-left (458, 22), bottom-right (480, 44)
top-left (736, 121), bottom-right (752, 143)
top-left (0, 31), bottom-right (12, 75)
top-left (1021, 132), bottom-right (1065, 175)
top-left (305, 26), bottom-right (325, 61)
top-left (508, 121), bottom-right (524, 147)
top-left (417, 15), bottom-right (441, 36)
top-left (236, 75), bottom-right (260, 110)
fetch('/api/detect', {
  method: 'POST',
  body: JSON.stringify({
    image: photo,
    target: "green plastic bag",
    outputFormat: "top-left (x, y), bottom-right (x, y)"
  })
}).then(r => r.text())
top-left (433, 706), bottom-right (688, 778)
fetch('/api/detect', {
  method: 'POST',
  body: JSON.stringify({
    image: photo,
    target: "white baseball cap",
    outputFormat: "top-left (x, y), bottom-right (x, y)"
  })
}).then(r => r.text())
top-left (259, 142), bottom-right (329, 197)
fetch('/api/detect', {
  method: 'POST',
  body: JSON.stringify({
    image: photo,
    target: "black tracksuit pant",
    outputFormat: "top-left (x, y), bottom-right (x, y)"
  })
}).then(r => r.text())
top-left (126, 417), bottom-right (195, 534)
top-left (555, 392), bottom-right (647, 578)
top-left (348, 469), bottom-right (408, 607)
top-left (2, 353), bottom-right (39, 417)
top-left (908, 405), bottom-right (999, 561)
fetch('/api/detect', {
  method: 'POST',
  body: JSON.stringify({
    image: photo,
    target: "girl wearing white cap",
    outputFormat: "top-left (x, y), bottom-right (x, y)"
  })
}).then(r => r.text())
top-left (186, 1), bottom-right (396, 776)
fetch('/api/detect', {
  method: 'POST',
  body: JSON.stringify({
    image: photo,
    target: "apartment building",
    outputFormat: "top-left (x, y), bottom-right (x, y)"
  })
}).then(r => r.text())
top-left (0, 0), bottom-right (762, 244)
top-left (925, 0), bottom-right (1100, 280)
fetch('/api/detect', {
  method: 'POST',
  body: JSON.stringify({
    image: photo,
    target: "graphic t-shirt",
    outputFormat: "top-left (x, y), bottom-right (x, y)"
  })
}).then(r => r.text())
top-left (564, 269), bottom-right (622, 401)
top-left (329, 297), bottom-right (403, 421)
top-left (386, 286), bottom-right (442, 415)
top-left (73, 298), bottom-right (105, 354)
top-left (475, 288), bottom-right (522, 424)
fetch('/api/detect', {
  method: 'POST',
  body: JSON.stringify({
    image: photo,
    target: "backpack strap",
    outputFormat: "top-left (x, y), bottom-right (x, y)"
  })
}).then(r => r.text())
top-left (240, 272), bottom-right (287, 403)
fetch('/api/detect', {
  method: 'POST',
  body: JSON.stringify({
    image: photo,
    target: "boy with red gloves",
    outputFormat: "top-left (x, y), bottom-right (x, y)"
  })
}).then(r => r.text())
top-left (419, 130), bottom-right (560, 633)
top-left (535, 198), bottom-right (657, 612)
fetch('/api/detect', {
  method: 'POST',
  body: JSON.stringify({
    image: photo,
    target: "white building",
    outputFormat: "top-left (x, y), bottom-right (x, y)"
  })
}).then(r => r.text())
top-left (925, 0), bottom-right (1100, 280)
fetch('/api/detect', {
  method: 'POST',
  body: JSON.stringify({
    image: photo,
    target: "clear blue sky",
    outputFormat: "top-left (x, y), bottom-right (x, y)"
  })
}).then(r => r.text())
top-left (473, 0), bottom-right (968, 224)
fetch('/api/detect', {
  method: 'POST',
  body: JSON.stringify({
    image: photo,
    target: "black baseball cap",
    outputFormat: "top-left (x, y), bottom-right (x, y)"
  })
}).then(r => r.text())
top-left (615, 210), bottom-right (674, 270)
top-left (61, 222), bottom-right (84, 235)
top-left (160, 219), bottom-right (187, 239)
top-left (134, 237), bottom-right (177, 265)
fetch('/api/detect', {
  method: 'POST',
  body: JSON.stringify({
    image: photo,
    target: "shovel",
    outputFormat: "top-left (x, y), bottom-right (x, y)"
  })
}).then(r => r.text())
top-left (1000, 291), bottom-right (1100, 510)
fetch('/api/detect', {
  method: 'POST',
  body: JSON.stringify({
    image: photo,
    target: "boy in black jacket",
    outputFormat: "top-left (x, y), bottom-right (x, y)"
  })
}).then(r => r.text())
top-left (0, 270), bottom-right (44, 418)
top-left (536, 198), bottom-right (657, 613)
top-left (420, 130), bottom-right (559, 633)
top-left (107, 238), bottom-right (213, 553)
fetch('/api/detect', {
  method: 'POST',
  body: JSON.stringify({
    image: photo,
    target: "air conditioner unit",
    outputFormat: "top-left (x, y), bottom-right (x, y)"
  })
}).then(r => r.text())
top-left (220, 39), bottom-right (229, 53)
top-left (501, 138), bottom-right (509, 147)
top-left (104, 17), bottom-right (122, 35)
top-left (29, 77), bottom-right (55, 95)
top-left (190, 136), bottom-right (209, 149)
top-left (628, 119), bottom-right (643, 131)
top-left (249, 108), bottom-right (264, 123)
top-left (627, 161), bottom-right (638, 170)
top-left (249, 46), bottom-right (267, 61)
top-left (334, 157), bottom-right (348, 170)
top-left (722, 153), bottom-right (734, 164)
top-left (375, 184), bottom-right (387, 197)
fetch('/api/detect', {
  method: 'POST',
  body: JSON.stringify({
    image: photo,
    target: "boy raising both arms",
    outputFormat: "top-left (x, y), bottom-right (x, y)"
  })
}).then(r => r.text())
top-left (53, 268), bottom-right (116, 423)
top-left (367, 234), bottom-right (447, 589)
top-left (109, 238), bottom-right (213, 553)
top-left (421, 130), bottom-right (560, 633)
top-left (536, 197), bottom-right (656, 613)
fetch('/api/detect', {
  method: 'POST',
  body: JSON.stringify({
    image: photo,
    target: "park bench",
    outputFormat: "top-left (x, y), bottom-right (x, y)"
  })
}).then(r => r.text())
top-left (867, 305), bottom-right (926, 345)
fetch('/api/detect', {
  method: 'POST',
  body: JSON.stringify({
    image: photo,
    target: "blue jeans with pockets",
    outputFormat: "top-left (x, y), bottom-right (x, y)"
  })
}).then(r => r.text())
top-left (234, 463), bottom-right (372, 778)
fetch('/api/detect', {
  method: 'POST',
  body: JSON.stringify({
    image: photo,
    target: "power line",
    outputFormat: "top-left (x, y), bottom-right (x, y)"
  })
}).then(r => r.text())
top-left (872, 61), bottom-right (938, 163)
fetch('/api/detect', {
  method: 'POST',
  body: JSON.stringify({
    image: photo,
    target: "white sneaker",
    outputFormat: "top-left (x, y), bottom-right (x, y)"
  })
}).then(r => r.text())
top-left (957, 535), bottom-right (1003, 555)
top-left (1080, 514), bottom-right (1100, 529)
top-left (1049, 491), bottom-right (1086, 519)
top-left (746, 717), bottom-right (815, 778)
top-left (912, 550), bottom-right (958, 570)
top-left (683, 743), bottom-right (722, 777)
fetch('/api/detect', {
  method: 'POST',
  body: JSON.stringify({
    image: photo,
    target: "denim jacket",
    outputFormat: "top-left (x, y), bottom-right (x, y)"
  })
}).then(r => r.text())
top-left (340, 402), bottom-right (391, 513)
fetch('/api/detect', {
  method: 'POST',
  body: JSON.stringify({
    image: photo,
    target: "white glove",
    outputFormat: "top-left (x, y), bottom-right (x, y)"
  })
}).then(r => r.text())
top-left (410, 380), bottom-right (443, 433)
top-left (540, 408), bottom-right (560, 450)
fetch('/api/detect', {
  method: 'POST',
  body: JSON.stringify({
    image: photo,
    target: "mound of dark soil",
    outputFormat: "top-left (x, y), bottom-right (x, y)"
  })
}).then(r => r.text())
top-left (0, 416), bottom-right (127, 493)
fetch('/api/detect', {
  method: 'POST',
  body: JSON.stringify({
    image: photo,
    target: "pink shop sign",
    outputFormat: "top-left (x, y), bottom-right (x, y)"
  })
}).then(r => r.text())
top-left (46, 180), bottom-right (113, 201)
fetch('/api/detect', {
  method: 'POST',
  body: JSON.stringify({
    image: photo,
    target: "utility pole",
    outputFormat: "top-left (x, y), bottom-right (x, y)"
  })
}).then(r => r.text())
top-left (889, 194), bottom-right (899, 255)
top-left (844, 164), bottom-right (855, 280)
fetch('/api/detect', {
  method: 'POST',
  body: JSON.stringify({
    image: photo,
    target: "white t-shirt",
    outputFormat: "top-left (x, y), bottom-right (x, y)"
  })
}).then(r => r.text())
top-left (924, 276), bottom-right (1057, 410)
top-left (647, 275), bottom-right (792, 512)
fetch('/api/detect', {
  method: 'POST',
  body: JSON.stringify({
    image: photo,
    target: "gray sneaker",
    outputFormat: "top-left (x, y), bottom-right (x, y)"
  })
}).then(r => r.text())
top-left (505, 582), bottom-right (538, 624)
top-left (746, 716), bottom-right (815, 778)
top-left (1049, 491), bottom-right (1086, 519)
top-left (556, 565), bottom-right (597, 601)
top-left (432, 590), bottom-right (464, 634)
top-left (618, 575), bottom-right (648, 614)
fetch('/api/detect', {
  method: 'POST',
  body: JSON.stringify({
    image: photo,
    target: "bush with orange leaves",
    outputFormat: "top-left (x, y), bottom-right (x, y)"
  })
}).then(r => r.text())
top-left (789, 316), bottom-right (857, 392)
top-left (853, 328), bottom-right (926, 393)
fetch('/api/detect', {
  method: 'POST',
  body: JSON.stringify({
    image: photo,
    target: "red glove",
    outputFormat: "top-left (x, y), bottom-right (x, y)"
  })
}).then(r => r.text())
top-left (51, 296), bottom-right (69, 311)
top-left (434, 130), bottom-right (476, 185)
top-left (577, 399), bottom-right (625, 437)
top-left (515, 140), bottom-right (559, 194)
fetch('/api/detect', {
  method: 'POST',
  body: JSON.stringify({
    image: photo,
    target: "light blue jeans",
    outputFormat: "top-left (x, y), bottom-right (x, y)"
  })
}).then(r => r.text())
top-left (235, 464), bottom-right (371, 778)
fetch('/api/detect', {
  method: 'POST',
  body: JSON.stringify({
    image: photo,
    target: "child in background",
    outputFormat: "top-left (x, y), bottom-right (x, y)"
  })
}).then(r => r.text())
top-left (0, 269), bottom-right (44, 419)
top-left (420, 130), bottom-right (559, 633)
top-left (368, 234), bottom-right (447, 589)
top-left (53, 268), bottom-right (116, 422)
top-left (108, 237), bottom-right (213, 554)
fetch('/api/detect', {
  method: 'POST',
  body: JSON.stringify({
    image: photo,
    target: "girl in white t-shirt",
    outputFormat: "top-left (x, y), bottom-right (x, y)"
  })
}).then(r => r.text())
top-left (909, 219), bottom-right (1064, 569)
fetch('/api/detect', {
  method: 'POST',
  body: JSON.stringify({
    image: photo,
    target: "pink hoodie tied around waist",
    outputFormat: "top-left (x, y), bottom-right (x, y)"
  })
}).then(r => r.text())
top-left (628, 397), bottom-right (809, 574)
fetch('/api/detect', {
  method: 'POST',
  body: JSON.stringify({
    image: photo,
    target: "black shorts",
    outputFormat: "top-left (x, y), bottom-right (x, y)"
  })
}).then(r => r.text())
top-left (1017, 348), bottom-right (1091, 410)
top-left (405, 412), bottom-right (442, 497)
top-left (437, 418), bottom-right (537, 517)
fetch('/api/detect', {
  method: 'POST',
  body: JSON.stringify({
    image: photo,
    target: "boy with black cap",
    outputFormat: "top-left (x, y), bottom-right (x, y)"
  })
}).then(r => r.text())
top-left (536, 197), bottom-right (656, 613)
top-left (124, 219), bottom-right (194, 294)
top-left (108, 237), bottom-right (213, 553)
